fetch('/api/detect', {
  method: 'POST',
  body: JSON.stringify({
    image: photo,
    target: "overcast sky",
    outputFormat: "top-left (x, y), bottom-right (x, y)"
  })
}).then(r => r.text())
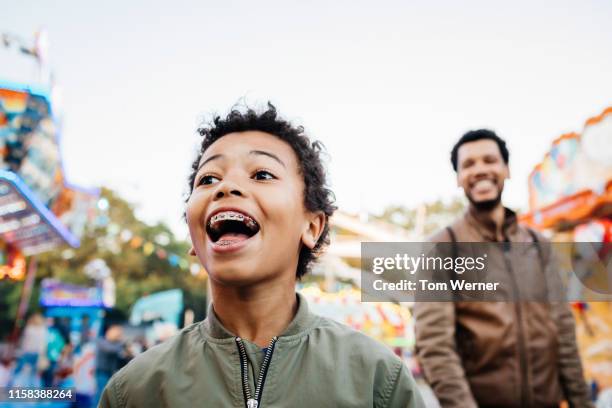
top-left (2, 0), bottom-right (611, 238)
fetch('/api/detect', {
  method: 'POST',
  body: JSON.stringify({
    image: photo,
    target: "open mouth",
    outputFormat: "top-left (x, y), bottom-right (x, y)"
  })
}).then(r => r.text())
top-left (470, 178), bottom-right (497, 191)
top-left (206, 210), bottom-right (260, 246)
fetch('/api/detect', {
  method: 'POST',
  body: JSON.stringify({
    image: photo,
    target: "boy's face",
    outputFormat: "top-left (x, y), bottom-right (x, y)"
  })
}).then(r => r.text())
top-left (456, 139), bottom-right (509, 207)
top-left (187, 131), bottom-right (321, 286)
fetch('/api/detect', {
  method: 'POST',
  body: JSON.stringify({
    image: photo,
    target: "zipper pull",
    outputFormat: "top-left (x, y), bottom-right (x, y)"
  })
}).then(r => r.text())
top-left (246, 399), bottom-right (258, 408)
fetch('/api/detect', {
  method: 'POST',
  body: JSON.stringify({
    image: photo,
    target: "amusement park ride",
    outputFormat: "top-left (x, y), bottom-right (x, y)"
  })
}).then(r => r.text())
top-left (1, 30), bottom-right (98, 336)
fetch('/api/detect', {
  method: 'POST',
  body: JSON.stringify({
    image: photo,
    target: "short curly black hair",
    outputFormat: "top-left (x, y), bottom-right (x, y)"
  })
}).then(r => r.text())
top-left (450, 129), bottom-right (509, 172)
top-left (186, 103), bottom-right (336, 278)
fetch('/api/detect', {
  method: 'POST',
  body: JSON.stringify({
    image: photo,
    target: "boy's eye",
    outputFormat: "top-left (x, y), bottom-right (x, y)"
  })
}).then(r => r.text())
top-left (253, 170), bottom-right (276, 181)
top-left (198, 175), bottom-right (220, 186)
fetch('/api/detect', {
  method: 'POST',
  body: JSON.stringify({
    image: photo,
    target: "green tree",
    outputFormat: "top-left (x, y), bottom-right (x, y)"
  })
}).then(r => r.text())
top-left (0, 187), bottom-right (207, 340)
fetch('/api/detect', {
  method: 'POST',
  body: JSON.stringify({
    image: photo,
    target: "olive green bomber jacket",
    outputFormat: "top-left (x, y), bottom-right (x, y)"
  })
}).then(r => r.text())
top-left (99, 293), bottom-right (424, 408)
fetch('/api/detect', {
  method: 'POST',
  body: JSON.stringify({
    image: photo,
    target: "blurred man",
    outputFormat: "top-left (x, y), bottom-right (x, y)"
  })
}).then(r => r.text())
top-left (11, 313), bottom-right (47, 387)
top-left (413, 130), bottom-right (592, 408)
top-left (42, 317), bottom-right (66, 387)
top-left (95, 325), bottom-right (126, 405)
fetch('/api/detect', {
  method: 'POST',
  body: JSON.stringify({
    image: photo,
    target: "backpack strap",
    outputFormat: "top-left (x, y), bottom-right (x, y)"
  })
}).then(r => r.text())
top-left (446, 226), bottom-right (459, 259)
top-left (445, 226), bottom-right (460, 301)
top-left (527, 228), bottom-right (545, 273)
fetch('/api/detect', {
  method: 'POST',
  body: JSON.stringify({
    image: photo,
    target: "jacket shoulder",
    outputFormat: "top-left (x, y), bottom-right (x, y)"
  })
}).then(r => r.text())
top-left (104, 322), bottom-right (203, 405)
top-left (123, 321), bottom-right (202, 375)
top-left (313, 317), bottom-right (422, 406)
top-left (427, 224), bottom-right (456, 243)
top-left (315, 316), bottom-right (403, 367)
top-left (519, 224), bottom-right (551, 243)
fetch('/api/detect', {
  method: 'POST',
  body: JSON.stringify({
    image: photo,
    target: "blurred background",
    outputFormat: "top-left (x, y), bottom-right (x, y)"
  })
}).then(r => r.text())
top-left (0, 0), bottom-right (611, 406)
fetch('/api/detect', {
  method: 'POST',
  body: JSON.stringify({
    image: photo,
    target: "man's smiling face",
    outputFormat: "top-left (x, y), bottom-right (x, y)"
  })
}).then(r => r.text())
top-left (186, 131), bottom-right (313, 286)
top-left (456, 139), bottom-right (509, 209)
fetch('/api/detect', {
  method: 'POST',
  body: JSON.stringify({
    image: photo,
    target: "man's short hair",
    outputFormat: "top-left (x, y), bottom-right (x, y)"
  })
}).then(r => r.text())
top-left (450, 129), bottom-right (509, 171)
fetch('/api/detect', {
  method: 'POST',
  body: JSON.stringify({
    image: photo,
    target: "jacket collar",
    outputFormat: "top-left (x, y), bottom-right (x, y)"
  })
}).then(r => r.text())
top-left (202, 292), bottom-right (315, 340)
top-left (465, 205), bottom-right (519, 242)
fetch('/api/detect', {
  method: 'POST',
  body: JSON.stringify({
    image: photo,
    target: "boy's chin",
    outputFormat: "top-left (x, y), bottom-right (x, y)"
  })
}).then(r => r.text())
top-left (208, 266), bottom-right (270, 287)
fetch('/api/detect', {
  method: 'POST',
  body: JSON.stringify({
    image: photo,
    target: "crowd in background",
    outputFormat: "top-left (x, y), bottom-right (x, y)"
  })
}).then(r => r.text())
top-left (0, 313), bottom-right (149, 406)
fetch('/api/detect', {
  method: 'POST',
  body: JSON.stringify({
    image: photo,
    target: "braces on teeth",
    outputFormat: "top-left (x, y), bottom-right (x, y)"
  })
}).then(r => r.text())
top-left (209, 211), bottom-right (257, 228)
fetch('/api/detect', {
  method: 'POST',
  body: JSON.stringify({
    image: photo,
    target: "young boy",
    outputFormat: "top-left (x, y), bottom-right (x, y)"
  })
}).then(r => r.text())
top-left (99, 105), bottom-right (424, 408)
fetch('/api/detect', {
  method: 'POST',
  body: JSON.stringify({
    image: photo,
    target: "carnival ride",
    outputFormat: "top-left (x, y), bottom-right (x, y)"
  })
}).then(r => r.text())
top-left (1, 32), bottom-right (99, 349)
top-left (521, 106), bottom-right (612, 393)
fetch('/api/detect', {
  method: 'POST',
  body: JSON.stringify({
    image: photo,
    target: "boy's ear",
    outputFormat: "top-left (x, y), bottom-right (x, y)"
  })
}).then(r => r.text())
top-left (301, 211), bottom-right (326, 249)
top-left (188, 246), bottom-right (196, 256)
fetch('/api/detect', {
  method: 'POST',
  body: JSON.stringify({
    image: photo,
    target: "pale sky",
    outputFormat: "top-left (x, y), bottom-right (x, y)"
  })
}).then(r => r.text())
top-left (2, 0), bottom-right (611, 239)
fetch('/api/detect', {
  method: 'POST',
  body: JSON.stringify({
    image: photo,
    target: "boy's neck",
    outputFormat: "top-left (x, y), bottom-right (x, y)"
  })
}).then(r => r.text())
top-left (211, 277), bottom-right (298, 348)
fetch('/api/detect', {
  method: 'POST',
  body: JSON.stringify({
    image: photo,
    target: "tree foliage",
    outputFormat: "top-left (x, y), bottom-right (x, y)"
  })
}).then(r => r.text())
top-left (0, 188), bottom-right (207, 340)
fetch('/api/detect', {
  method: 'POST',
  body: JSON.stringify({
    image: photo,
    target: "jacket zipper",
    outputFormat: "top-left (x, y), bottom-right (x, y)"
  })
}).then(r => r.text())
top-left (235, 336), bottom-right (278, 408)
top-left (502, 243), bottom-right (531, 408)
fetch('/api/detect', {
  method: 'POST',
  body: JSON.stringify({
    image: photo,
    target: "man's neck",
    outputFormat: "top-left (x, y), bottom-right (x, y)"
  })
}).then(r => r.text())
top-left (470, 202), bottom-right (506, 240)
top-left (210, 276), bottom-right (298, 348)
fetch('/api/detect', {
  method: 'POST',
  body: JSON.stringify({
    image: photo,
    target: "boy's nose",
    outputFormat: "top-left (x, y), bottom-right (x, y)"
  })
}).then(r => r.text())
top-left (214, 180), bottom-right (244, 200)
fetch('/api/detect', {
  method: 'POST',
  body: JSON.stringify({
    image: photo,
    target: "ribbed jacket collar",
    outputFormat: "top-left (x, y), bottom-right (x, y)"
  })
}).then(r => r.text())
top-left (201, 292), bottom-right (315, 340)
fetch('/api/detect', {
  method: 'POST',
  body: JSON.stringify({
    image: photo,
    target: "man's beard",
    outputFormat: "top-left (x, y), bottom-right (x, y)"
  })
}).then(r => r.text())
top-left (467, 191), bottom-right (503, 212)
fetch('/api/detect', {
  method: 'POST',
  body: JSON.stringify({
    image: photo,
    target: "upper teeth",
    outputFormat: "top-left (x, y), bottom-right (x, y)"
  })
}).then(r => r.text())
top-left (208, 211), bottom-right (255, 227)
top-left (474, 179), bottom-right (495, 188)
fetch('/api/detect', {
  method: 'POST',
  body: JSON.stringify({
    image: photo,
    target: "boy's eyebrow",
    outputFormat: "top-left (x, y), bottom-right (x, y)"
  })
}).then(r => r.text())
top-left (250, 150), bottom-right (286, 168)
top-left (197, 150), bottom-right (286, 172)
top-left (197, 154), bottom-right (224, 172)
